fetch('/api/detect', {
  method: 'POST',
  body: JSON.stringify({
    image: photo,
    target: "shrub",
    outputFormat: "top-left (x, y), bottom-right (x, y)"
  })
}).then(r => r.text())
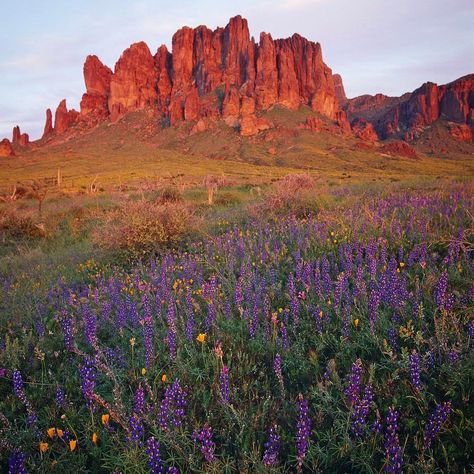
top-left (0, 209), bottom-right (45, 241)
top-left (251, 173), bottom-right (321, 217)
top-left (93, 200), bottom-right (196, 257)
top-left (157, 186), bottom-right (183, 204)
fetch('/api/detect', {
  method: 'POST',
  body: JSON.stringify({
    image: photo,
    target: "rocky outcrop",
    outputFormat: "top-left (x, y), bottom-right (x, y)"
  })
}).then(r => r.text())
top-left (90, 16), bottom-right (343, 135)
top-left (333, 74), bottom-right (347, 104)
top-left (240, 114), bottom-right (272, 136)
top-left (54, 99), bottom-right (79, 134)
top-left (0, 139), bottom-right (15, 157)
top-left (12, 126), bottom-right (29, 147)
top-left (380, 141), bottom-right (418, 158)
top-left (351, 118), bottom-right (378, 141)
top-left (346, 74), bottom-right (474, 142)
top-left (80, 55), bottom-right (112, 124)
top-left (42, 108), bottom-right (53, 138)
top-left (108, 42), bottom-right (158, 122)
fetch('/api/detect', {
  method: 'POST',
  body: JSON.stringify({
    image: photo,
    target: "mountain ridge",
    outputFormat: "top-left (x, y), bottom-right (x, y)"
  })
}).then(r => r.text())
top-left (1, 15), bottom-right (473, 158)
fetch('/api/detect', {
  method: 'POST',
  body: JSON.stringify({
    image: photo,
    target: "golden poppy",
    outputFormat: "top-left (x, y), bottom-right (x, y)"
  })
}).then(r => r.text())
top-left (196, 333), bottom-right (206, 344)
top-left (101, 414), bottom-right (110, 425)
top-left (69, 440), bottom-right (77, 451)
top-left (354, 319), bottom-right (360, 328)
top-left (47, 427), bottom-right (56, 438)
top-left (161, 374), bottom-right (167, 383)
top-left (39, 442), bottom-right (49, 453)
top-left (92, 433), bottom-right (98, 445)
top-left (56, 429), bottom-right (64, 438)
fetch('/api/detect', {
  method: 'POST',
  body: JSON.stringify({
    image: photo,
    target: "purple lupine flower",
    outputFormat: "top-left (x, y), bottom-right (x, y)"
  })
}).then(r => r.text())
top-left (134, 385), bottom-right (145, 414)
top-left (146, 437), bottom-right (165, 473)
top-left (219, 365), bottom-right (230, 404)
top-left (351, 384), bottom-right (374, 437)
top-left (388, 327), bottom-right (398, 353)
top-left (274, 353), bottom-right (285, 396)
top-left (409, 351), bottom-right (422, 391)
top-left (345, 359), bottom-right (363, 405)
top-left (372, 413), bottom-right (383, 434)
top-left (193, 424), bottom-right (215, 462)
top-left (368, 287), bottom-right (380, 333)
top-left (279, 322), bottom-right (290, 351)
top-left (263, 424), bottom-right (280, 466)
top-left (8, 449), bottom-right (27, 474)
top-left (159, 379), bottom-right (186, 429)
top-left (296, 394), bottom-right (311, 472)
top-left (79, 358), bottom-right (96, 406)
top-left (167, 467), bottom-right (179, 474)
top-left (12, 370), bottom-right (27, 405)
top-left (384, 407), bottom-right (404, 474)
top-left (434, 270), bottom-right (448, 309)
top-left (447, 348), bottom-right (459, 365)
top-left (129, 414), bottom-right (144, 445)
top-left (143, 316), bottom-right (154, 369)
top-left (423, 402), bottom-right (452, 449)
top-left (83, 305), bottom-right (97, 347)
top-left (55, 387), bottom-right (65, 408)
top-left (166, 301), bottom-right (177, 360)
top-left (60, 314), bottom-right (74, 351)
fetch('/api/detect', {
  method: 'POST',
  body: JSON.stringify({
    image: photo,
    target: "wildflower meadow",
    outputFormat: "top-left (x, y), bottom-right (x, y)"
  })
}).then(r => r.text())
top-left (1, 183), bottom-right (473, 473)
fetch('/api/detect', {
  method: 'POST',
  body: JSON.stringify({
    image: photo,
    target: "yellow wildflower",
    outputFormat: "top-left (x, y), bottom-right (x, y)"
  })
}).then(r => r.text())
top-left (141, 368), bottom-right (147, 376)
top-left (354, 319), bottom-right (359, 328)
top-left (196, 333), bottom-right (206, 344)
top-left (39, 442), bottom-right (49, 453)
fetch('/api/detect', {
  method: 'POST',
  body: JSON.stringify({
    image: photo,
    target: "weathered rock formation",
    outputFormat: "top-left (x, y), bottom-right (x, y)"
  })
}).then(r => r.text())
top-left (0, 139), bottom-right (15, 157)
top-left (333, 74), bottom-right (347, 105)
top-left (80, 55), bottom-right (112, 124)
top-left (34, 15), bottom-right (345, 137)
top-left (346, 74), bottom-right (474, 142)
top-left (12, 126), bottom-right (29, 147)
top-left (351, 118), bottom-right (378, 141)
top-left (54, 99), bottom-right (79, 134)
top-left (380, 141), bottom-right (418, 159)
top-left (42, 108), bottom-right (53, 138)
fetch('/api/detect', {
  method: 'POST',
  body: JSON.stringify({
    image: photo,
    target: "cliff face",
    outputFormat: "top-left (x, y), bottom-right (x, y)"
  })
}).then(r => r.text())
top-left (37, 15), bottom-right (343, 137)
top-left (6, 15), bottom-right (473, 144)
top-left (345, 74), bottom-right (474, 142)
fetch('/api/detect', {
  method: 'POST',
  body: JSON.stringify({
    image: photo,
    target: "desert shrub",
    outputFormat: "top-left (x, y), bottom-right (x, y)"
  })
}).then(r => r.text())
top-left (251, 172), bottom-right (321, 217)
top-left (93, 200), bottom-right (196, 257)
top-left (157, 186), bottom-right (183, 204)
top-left (0, 209), bottom-right (45, 241)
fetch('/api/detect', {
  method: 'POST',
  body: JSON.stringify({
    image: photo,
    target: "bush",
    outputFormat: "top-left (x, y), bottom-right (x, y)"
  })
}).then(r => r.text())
top-left (251, 173), bottom-right (321, 217)
top-left (157, 186), bottom-right (183, 204)
top-left (0, 209), bottom-right (45, 241)
top-left (93, 200), bottom-right (196, 257)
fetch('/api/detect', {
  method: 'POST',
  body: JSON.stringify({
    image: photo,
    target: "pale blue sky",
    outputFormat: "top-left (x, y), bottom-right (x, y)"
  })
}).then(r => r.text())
top-left (1, 0), bottom-right (473, 139)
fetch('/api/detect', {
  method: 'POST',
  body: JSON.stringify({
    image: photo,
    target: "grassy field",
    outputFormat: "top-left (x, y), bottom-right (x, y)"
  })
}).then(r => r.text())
top-left (1, 108), bottom-right (473, 193)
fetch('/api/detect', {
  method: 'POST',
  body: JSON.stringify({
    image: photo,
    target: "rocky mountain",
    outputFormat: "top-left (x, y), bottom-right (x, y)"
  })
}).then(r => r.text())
top-left (2, 15), bottom-right (473, 151)
top-left (344, 74), bottom-right (474, 142)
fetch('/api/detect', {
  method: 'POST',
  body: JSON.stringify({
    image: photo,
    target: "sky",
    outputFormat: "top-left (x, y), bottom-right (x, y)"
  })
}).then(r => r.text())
top-left (1, 0), bottom-right (473, 140)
